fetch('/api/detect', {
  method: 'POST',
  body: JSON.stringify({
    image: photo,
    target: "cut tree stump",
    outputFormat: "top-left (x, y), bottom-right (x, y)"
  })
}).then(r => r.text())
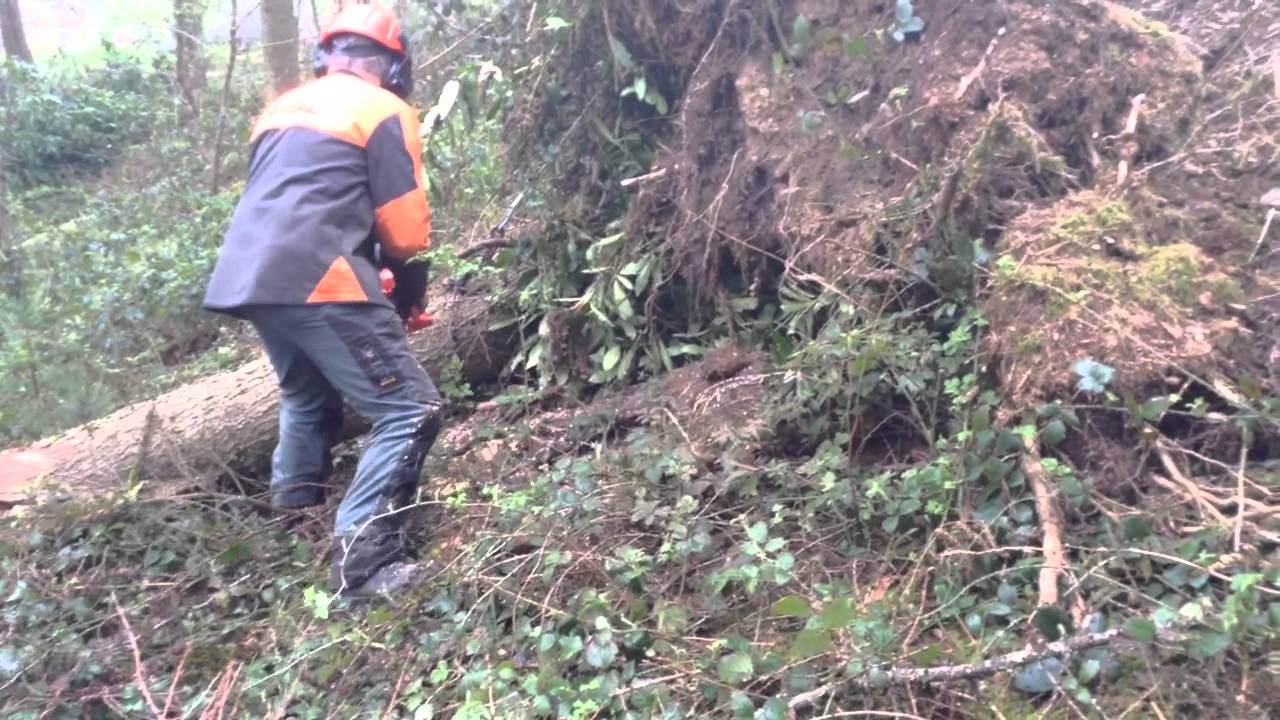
top-left (0, 293), bottom-right (513, 507)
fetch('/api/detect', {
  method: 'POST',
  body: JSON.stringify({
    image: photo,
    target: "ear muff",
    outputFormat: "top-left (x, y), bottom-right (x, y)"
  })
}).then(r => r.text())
top-left (381, 32), bottom-right (414, 99)
top-left (313, 43), bottom-right (329, 78)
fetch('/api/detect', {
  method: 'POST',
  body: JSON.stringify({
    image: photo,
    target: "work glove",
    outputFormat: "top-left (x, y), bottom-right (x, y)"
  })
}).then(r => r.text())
top-left (380, 256), bottom-right (430, 320)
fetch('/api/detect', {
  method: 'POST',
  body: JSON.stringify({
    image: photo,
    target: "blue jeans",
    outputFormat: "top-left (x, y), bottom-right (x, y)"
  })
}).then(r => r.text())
top-left (241, 303), bottom-right (443, 588)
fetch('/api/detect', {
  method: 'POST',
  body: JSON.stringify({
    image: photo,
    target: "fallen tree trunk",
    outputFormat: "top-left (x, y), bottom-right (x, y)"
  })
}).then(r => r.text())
top-left (0, 293), bottom-right (514, 506)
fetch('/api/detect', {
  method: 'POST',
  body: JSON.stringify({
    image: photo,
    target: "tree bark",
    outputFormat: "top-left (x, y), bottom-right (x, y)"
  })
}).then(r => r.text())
top-left (0, 294), bottom-right (514, 506)
top-left (261, 0), bottom-right (301, 95)
top-left (174, 0), bottom-right (207, 124)
top-left (0, 0), bottom-right (33, 63)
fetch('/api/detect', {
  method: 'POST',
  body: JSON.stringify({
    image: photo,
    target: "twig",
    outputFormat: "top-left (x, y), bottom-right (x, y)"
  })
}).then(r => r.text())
top-left (456, 239), bottom-right (514, 259)
top-left (162, 643), bottom-right (191, 718)
top-left (788, 625), bottom-right (1186, 710)
top-left (1234, 435), bottom-right (1248, 553)
top-left (1155, 443), bottom-right (1229, 523)
top-left (199, 660), bottom-right (242, 720)
top-left (415, 21), bottom-right (491, 72)
top-left (620, 166), bottom-right (672, 188)
top-left (1115, 94), bottom-right (1146, 186)
top-left (1249, 208), bottom-right (1275, 263)
top-left (954, 27), bottom-right (1006, 101)
top-left (1023, 438), bottom-right (1067, 608)
top-left (111, 593), bottom-right (163, 719)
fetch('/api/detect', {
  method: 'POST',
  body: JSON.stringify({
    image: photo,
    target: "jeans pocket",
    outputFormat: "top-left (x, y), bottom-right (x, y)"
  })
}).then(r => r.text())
top-left (325, 313), bottom-right (405, 394)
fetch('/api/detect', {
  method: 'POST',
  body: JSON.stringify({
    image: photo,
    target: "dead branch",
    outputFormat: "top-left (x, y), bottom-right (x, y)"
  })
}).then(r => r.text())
top-left (456, 239), bottom-right (514, 259)
top-left (112, 593), bottom-right (163, 719)
top-left (1249, 208), bottom-right (1275, 264)
top-left (1023, 437), bottom-right (1067, 608)
top-left (1115, 94), bottom-right (1146, 186)
top-left (199, 660), bottom-right (242, 720)
top-left (1155, 443), bottom-right (1230, 524)
top-left (954, 27), bottom-right (1006, 101)
top-left (788, 624), bottom-right (1187, 710)
top-left (162, 643), bottom-right (192, 718)
top-left (620, 166), bottom-right (672, 188)
top-left (1234, 438), bottom-right (1248, 553)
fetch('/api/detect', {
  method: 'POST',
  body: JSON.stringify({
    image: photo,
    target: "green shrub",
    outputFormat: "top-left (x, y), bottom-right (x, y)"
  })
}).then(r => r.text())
top-left (0, 48), bottom-right (170, 188)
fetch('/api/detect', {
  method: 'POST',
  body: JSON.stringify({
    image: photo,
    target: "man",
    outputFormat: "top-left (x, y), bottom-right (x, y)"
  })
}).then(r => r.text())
top-left (203, 4), bottom-right (441, 598)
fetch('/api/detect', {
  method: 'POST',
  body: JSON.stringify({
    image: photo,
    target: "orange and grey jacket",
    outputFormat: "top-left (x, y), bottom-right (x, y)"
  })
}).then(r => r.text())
top-left (203, 72), bottom-right (430, 313)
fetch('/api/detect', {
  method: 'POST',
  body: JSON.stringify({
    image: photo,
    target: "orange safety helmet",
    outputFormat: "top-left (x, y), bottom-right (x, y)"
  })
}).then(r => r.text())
top-left (315, 3), bottom-right (414, 99)
top-left (320, 4), bottom-right (404, 54)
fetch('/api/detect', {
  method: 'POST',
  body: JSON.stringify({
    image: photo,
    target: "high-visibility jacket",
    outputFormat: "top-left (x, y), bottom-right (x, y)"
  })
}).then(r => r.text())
top-left (203, 72), bottom-right (430, 314)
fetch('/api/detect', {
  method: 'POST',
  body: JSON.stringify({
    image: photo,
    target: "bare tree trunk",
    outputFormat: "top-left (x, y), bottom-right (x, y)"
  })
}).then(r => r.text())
top-left (209, 0), bottom-right (240, 192)
top-left (174, 0), bottom-right (207, 124)
top-left (0, 0), bottom-right (33, 63)
top-left (0, 295), bottom-right (515, 506)
top-left (262, 0), bottom-right (301, 95)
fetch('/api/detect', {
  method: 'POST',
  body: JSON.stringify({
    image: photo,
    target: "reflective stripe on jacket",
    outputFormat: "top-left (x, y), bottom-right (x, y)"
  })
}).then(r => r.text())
top-left (203, 72), bottom-right (430, 313)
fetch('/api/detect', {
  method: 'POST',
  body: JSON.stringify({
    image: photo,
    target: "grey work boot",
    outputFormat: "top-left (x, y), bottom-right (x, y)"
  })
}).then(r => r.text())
top-left (336, 561), bottom-right (428, 599)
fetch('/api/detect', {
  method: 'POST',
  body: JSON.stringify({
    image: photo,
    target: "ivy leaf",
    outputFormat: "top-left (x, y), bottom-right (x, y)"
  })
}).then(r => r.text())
top-left (543, 16), bottom-right (571, 31)
top-left (896, 0), bottom-right (916, 23)
top-left (717, 652), bottom-right (755, 684)
top-left (818, 598), bottom-right (856, 629)
top-left (746, 521), bottom-right (768, 543)
top-left (789, 628), bottom-right (834, 658)
top-left (601, 345), bottom-right (622, 372)
top-left (1040, 418), bottom-right (1067, 446)
top-left (1013, 657), bottom-right (1064, 694)
top-left (972, 405), bottom-right (991, 432)
top-left (792, 15), bottom-right (813, 51)
top-left (755, 698), bottom-right (788, 720)
top-left (997, 581), bottom-right (1019, 605)
top-left (1188, 631), bottom-right (1232, 659)
top-left (1033, 606), bottom-right (1074, 642)
top-left (608, 36), bottom-right (634, 70)
top-left (1140, 396), bottom-right (1172, 422)
top-left (1072, 358), bottom-right (1114, 394)
top-left (215, 541), bottom-right (254, 568)
top-left (584, 637), bottom-right (617, 668)
top-left (1122, 516), bottom-right (1151, 541)
top-left (1077, 658), bottom-right (1102, 684)
top-left (772, 595), bottom-right (813, 618)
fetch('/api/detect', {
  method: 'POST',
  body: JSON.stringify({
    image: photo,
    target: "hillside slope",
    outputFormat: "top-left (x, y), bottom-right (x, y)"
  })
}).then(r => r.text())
top-left (1, 1), bottom-right (1276, 718)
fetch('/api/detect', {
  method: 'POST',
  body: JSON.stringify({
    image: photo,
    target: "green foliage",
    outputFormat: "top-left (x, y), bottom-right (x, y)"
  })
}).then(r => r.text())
top-left (0, 49), bottom-right (169, 188)
top-left (0, 50), bottom-right (259, 444)
top-left (422, 59), bottom-right (515, 242)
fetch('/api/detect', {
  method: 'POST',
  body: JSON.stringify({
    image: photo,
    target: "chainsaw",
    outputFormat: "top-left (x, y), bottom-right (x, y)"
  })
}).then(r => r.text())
top-left (379, 267), bottom-right (433, 332)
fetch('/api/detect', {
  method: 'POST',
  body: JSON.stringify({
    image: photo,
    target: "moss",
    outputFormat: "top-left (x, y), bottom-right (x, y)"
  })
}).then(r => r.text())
top-left (1015, 332), bottom-right (1044, 357)
top-left (1052, 200), bottom-right (1136, 245)
top-left (1138, 242), bottom-right (1207, 306)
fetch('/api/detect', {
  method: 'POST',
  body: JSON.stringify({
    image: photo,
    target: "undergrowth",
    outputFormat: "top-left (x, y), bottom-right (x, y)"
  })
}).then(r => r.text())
top-left (2, 0), bottom-right (1278, 717)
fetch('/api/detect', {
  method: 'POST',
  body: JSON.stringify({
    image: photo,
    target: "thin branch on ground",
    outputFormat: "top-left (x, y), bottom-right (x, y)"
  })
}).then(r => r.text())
top-left (111, 592), bottom-right (163, 719)
top-left (789, 625), bottom-right (1187, 711)
top-left (1022, 437), bottom-right (1068, 608)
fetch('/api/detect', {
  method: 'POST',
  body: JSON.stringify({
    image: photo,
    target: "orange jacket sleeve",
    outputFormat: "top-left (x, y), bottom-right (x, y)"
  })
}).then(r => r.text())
top-left (367, 108), bottom-right (431, 260)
